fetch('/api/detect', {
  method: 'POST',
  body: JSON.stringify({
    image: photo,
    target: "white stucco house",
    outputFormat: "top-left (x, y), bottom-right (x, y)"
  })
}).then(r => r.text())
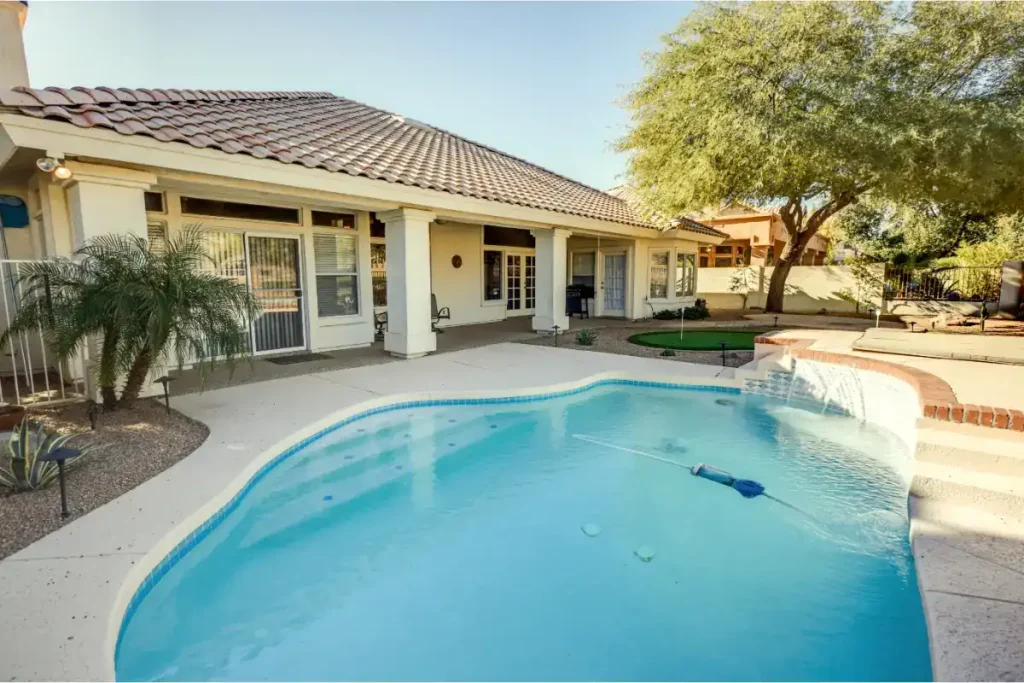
top-left (0, 1), bottom-right (723, 378)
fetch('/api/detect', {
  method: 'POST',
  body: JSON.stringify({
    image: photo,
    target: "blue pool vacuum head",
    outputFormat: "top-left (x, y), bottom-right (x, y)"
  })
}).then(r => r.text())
top-left (690, 464), bottom-right (765, 499)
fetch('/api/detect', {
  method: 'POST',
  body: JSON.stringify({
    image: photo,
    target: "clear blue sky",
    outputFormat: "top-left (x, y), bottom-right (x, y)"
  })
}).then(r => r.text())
top-left (22, 1), bottom-right (694, 190)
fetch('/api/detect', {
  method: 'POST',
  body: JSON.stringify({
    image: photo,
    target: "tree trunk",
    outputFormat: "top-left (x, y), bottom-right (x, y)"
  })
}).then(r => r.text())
top-left (101, 385), bottom-right (118, 411)
top-left (99, 325), bottom-right (120, 411)
top-left (765, 254), bottom-right (797, 313)
top-left (120, 347), bottom-right (154, 406)
top-left (765, 194), bottom-right (858, 314)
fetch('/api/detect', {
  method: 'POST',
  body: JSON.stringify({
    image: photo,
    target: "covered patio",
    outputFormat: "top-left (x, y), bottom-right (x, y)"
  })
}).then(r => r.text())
top-left (170, 317), bottom-right (538, 395)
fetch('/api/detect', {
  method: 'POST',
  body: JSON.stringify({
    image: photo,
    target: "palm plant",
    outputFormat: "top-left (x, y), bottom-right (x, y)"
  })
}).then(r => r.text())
top-left (0, 418), bottom-right (95, 492)
top-left (119, 226), bottom-right (260, 403)
top-left (1, 226), bottom-right (259, 409)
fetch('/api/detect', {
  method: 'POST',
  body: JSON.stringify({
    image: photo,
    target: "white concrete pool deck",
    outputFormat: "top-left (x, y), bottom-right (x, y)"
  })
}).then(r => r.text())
top-left (0, 343), bottom-right (733, 682)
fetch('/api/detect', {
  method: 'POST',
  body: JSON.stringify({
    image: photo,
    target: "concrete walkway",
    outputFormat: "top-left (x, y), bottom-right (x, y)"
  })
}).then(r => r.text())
top-left (854, 328), bottom-right (1024, 366)
top-left (0, 344), bottom-right (732, 682)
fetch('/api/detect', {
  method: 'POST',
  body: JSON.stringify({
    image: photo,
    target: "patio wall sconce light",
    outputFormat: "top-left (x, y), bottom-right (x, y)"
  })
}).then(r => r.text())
top-left (39, 446), bottom-right (80, 518)
top-left (155, 376), bottom-right (176, 413)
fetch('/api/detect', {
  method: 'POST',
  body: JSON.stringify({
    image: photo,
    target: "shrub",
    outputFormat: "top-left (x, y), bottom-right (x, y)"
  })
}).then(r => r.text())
top-left (0, 418), bottom-right (95, 492)
top-left (682, 299), bottom-right (711, 320)
top-left (653, 308), bottom-right (681, 320)
top-left (575, 329), bottom-right (598, 346)
top-left (660, 349), bottom-right (676, 357)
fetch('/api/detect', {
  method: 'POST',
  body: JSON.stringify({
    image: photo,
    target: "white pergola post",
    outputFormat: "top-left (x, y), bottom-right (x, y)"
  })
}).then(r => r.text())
top-left (381, 208), bottom-right (437, 359)
top-left (531, 228), bottom-right (571, 333)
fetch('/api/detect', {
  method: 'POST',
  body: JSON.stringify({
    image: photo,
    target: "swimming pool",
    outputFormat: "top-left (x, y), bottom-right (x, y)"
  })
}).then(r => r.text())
top-left (115, 383), bottom-right (931, 681)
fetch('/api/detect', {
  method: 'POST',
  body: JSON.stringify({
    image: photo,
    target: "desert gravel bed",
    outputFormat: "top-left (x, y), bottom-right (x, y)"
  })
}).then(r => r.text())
top-left (518, 324), bottom-right (755, 367)
top-left (0, 399), bottom-right (208, 559)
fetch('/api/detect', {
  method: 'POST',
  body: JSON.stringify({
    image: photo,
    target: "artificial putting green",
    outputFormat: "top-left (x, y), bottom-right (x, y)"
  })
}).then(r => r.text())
top-left (628, 328), bottom-right (773, 351)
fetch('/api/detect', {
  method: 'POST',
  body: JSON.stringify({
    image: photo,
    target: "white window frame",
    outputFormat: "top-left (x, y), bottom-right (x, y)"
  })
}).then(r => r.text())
top-left (648, 249), bottom-right (671, 301)
top-left (648, 247), bottom-right (699, 303)
top-left (675, 251), bottom-right (697, 298)
top-left (569, 250), bottom-right (597, 287)
top-left (314, 231), bottom-right (360, 318)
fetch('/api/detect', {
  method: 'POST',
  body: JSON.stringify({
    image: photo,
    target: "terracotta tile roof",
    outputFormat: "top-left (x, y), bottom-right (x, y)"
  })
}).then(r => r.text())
top-left (0, 86), bottom-right (721, 236)
top-left (606, 185), bottom-right (724, 237)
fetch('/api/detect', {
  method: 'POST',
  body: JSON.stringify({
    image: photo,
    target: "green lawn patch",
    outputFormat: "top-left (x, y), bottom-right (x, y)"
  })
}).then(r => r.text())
top-left (628, 328), bottom-right (774, 351)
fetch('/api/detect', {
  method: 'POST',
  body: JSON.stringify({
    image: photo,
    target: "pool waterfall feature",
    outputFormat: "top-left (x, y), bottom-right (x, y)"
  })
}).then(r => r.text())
top-left (112, 355), bottom-right (933, 681)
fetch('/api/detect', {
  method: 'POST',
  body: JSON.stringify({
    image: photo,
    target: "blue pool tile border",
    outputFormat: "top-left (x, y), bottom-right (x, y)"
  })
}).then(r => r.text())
top-left (113, 379), bottom-right (739, 659)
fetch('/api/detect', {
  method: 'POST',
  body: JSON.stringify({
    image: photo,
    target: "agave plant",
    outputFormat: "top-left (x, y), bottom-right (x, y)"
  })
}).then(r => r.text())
top-left (575, 329), bottom-right (598, 346)
top-left (0, 418), bottom-right (95, 492)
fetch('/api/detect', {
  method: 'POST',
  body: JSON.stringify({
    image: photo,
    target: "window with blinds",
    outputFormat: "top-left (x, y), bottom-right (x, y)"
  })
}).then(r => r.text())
top-left (147, 221), bottom-right (167, 255)
top-left (314, 233), bottom-right (359, 317)
top-left (571, 252), bottom-right (595, 288)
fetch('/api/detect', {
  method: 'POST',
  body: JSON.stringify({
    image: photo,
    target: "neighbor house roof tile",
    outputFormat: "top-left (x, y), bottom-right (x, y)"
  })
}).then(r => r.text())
top-left (0, 86), bottom-right (725, 236)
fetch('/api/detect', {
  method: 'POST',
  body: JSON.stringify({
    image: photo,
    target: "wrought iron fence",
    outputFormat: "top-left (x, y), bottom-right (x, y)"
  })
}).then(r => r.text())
top-left (0, 260), bottom-right (88, 406)
top-left (883, 265), bottom-right (1002, 302)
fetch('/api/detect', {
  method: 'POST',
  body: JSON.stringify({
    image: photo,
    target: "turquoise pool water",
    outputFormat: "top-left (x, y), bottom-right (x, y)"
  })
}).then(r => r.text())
top-left (116, 385), bottom-right (931, 681)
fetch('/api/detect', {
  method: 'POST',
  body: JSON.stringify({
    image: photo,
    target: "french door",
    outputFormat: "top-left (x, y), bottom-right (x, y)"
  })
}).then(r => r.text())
top-left (506, 252), bottom-right (536, 316)
top-left (602, 253), bottom-right (627, 317)
top-left (204, 231), bottom-right (306, 354)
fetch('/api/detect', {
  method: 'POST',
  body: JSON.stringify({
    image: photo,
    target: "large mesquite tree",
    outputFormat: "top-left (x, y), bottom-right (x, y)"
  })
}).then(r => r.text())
top-left (619, 1), bottom-right (1024, 312)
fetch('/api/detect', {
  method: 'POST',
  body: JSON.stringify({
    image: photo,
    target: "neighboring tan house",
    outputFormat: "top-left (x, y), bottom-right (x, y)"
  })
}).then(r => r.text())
top-left (0, 1), bottom-right (724, 382)
top-left (698, 205), bottom-right (829, 268)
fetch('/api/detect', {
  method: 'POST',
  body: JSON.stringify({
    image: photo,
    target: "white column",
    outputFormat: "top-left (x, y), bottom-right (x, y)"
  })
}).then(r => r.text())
top-left (0, 2), bottom-right (29, 89)
top-left (531, 228), bottom-right (571, 333)
top-left (63, 162), bottom-right (155, 249)
top-left (62, 163), bottom-right (156, 398)
top-left (381, 208), bottom-right (436, 359)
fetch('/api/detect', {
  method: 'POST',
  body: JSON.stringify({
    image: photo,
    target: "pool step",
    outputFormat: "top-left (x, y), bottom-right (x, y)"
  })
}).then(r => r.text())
top-left (912, 422), bottom-right (1024, 520)
top-left (238, 415), bottom-right (530, 549)
top-left (916, 421), bottom-right (1024, 477)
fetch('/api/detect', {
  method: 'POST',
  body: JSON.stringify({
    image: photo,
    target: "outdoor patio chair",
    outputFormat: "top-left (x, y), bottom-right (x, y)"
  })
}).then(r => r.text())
top-left (432, 294), bottom-right (451, 332)
top-left (373, 295), bottom-right (449, 339)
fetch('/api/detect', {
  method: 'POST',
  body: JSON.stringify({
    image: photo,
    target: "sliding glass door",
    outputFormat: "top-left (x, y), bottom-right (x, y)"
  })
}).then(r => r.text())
top-left (247, 236), bottom-right (305, 353)
top-left (203, 231), bottom-right (306, 354)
